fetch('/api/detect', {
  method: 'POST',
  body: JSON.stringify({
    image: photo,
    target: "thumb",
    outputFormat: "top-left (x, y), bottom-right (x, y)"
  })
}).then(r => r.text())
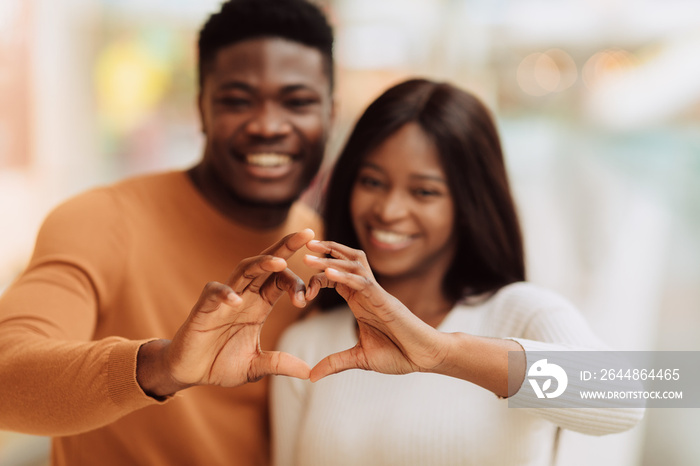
top-left (309, 346), bottom-right (364, 382)
top-left (249, 351), bottom-right (311, 381)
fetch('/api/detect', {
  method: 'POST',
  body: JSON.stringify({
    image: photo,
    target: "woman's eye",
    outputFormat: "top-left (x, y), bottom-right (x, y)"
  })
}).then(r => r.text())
top-left (413, 188), bottom-right (441, 198)
top-left (358, 176), bottom-right (383, 189)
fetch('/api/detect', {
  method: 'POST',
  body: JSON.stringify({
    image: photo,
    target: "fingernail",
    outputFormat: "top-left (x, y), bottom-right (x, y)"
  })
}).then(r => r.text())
top-left (309, 240), bottom-right (320, 245)
top-left (305, 254), bottom-right (319, 261)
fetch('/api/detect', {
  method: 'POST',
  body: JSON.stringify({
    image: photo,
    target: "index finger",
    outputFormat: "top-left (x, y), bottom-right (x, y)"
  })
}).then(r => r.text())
top-left (260, 228), bottom-right (315, 260)
top-left (306, 240), bottom-right (366, 263)
top-left (231, 229), bottom-right (315, 295)
top-left (226, 255), bottom-right (287, 292)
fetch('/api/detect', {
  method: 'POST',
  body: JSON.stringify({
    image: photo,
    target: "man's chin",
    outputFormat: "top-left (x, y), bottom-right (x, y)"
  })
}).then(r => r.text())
top-left (236, 194), bottom-right (296, 210)
top-left (229, 180), bottom-right (306, 209)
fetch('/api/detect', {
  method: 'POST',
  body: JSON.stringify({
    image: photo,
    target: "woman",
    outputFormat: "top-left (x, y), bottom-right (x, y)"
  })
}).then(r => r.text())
top-left (271, 79), bottom-right (643, 466)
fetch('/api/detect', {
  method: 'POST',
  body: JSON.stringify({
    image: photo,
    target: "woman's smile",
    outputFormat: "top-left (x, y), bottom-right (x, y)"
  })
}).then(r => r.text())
top-left (367, 228), bottom-right (417, 250)
top-left (350, 122), bottom-right (456, 280)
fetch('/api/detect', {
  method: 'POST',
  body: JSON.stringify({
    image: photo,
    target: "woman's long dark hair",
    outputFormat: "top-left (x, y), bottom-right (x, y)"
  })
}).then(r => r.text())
top-left (319, 78), bottom-right (525, 309)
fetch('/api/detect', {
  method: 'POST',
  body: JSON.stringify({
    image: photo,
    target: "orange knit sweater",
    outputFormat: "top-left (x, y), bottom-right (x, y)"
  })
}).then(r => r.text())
top-left (0, 171), bottom-right (321, 465)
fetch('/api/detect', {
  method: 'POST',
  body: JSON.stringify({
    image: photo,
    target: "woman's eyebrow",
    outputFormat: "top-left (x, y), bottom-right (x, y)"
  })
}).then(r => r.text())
top-left (359, 162), bottom-right (384, 172)
top-left (361, 162), bottom-right (446, 183)
top-left (410, 174), bottom-right (448, 183)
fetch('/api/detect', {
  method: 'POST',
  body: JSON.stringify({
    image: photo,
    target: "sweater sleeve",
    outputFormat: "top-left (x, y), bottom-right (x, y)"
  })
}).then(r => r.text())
top-left (501, 285), bottom-right (645, 435)
top-left (0, 190), bottom-right (165, 436)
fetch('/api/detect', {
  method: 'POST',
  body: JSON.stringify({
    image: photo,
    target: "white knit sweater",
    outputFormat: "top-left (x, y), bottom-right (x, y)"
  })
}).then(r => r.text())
top-left (271, 282), bottom-right (644, 466)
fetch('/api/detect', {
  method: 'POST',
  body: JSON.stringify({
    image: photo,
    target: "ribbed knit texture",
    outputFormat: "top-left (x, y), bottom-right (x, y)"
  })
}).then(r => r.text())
top-left (271, 282), bottom-right (644, 466)
top-left (0, 170), bottom-right (322, 466)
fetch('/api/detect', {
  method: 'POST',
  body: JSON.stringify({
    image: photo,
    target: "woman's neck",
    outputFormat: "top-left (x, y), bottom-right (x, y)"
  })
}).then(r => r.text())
top-left (380, 273), bottom-right (455, 328)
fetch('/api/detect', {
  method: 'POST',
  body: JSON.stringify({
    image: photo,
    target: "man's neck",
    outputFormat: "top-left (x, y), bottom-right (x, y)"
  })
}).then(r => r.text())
top-left (187, 167), bottom-right (292, 230)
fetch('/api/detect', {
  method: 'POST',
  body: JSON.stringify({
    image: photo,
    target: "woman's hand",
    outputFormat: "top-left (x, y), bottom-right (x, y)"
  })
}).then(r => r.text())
top-left (304, 240), bottom-right (450, 382)
top-left (137, 229), bottom-right (315, 398)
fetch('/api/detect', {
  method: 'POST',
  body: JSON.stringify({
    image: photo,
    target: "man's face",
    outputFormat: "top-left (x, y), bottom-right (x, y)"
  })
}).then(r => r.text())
top-left (198, 38), bottom-right (333, 206)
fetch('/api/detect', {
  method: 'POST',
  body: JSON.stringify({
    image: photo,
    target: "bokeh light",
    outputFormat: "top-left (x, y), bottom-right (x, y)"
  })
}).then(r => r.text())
top-left (582, 48), bottom-right (637, 89)
top-left (517, 49), bottom-right (578, 96)
top-left (94, 36), bottom-right (171, 133)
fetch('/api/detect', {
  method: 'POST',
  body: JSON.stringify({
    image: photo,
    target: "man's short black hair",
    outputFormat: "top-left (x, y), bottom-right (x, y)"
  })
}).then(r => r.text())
top-left (198, 0), bottom-right (334, 90)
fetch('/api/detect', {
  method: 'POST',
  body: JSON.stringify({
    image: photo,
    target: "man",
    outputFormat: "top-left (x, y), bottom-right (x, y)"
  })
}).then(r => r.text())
top-left (0, 0), bottom-right (334, 464)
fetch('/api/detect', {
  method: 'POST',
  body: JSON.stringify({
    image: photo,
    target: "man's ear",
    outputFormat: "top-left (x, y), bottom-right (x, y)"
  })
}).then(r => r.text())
top-left (197, 91), bottom-right (206, 135)
top-left (330, 96), bottom-right (337, 123)
top-left (327, 95), bottom-right (337, 129)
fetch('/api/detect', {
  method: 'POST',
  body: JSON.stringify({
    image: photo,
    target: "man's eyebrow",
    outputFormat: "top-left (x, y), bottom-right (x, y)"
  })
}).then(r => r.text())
top-left (216, 82), bottom-right (318, 94)
top-left (280, 84), bottom-right (320, 94)
top-left (217, 81), bottom-right (254, 92)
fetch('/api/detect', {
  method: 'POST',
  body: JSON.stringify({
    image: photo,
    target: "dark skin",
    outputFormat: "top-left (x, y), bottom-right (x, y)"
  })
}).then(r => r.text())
top-left (137, 229), bottom-right (315, 398)
top-left (299, 125), bottom-right (525, 397)
top-left (303, 240), bottom-right (524, 398)
top-left (136, 38), bottom-right (333, 397)
top-left (189, 38), bottom-right (333, 229)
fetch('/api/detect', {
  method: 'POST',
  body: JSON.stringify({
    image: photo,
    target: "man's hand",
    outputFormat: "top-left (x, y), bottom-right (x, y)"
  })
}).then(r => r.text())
top-left (137, 229), bottom-right (314, 398)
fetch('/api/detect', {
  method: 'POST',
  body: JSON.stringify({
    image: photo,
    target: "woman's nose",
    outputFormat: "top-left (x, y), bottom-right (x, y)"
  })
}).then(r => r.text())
top-left (372, 190), bottom-right (409, 222)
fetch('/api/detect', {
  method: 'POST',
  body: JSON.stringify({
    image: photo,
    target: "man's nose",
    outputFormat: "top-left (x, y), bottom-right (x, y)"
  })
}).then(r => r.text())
top-left (245, 103), bottom-right (292, 138)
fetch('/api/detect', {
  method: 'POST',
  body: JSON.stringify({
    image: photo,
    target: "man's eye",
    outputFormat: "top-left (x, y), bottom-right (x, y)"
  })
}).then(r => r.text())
top-left (286, 98), bottom-right (317, 109)
top-left (216, 97), bottom-right (250, 108)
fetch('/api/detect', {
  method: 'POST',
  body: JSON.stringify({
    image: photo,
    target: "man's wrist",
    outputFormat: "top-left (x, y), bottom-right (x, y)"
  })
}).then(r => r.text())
top-left (136, 339), bottom-right (190, 398)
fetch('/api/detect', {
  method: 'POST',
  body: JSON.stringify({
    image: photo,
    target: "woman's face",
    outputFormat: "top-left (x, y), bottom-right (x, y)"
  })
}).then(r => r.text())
top-left (350, 122), bottom-right (457, 281)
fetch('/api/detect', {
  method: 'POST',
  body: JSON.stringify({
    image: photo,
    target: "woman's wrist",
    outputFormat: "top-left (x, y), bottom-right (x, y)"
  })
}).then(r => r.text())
top-left (428, 332), bottom-right (524, 398)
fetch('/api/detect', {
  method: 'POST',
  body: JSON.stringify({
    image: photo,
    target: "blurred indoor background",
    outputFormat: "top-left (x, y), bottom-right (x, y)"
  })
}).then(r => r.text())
top-left (1, 0), bottom-right (698, 465)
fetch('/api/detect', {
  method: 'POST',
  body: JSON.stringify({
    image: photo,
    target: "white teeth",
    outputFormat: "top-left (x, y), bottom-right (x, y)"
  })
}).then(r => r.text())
top-left (245, 153), bottom-right (292, 167)
top-left (371, 229), bottom-right (412, 244)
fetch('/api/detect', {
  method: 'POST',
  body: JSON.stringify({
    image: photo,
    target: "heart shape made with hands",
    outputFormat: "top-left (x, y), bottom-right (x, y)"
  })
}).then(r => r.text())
top-left (270, 234), bottom-right (442, 383)
top-left (145, 228), bottom-right (448, 398)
